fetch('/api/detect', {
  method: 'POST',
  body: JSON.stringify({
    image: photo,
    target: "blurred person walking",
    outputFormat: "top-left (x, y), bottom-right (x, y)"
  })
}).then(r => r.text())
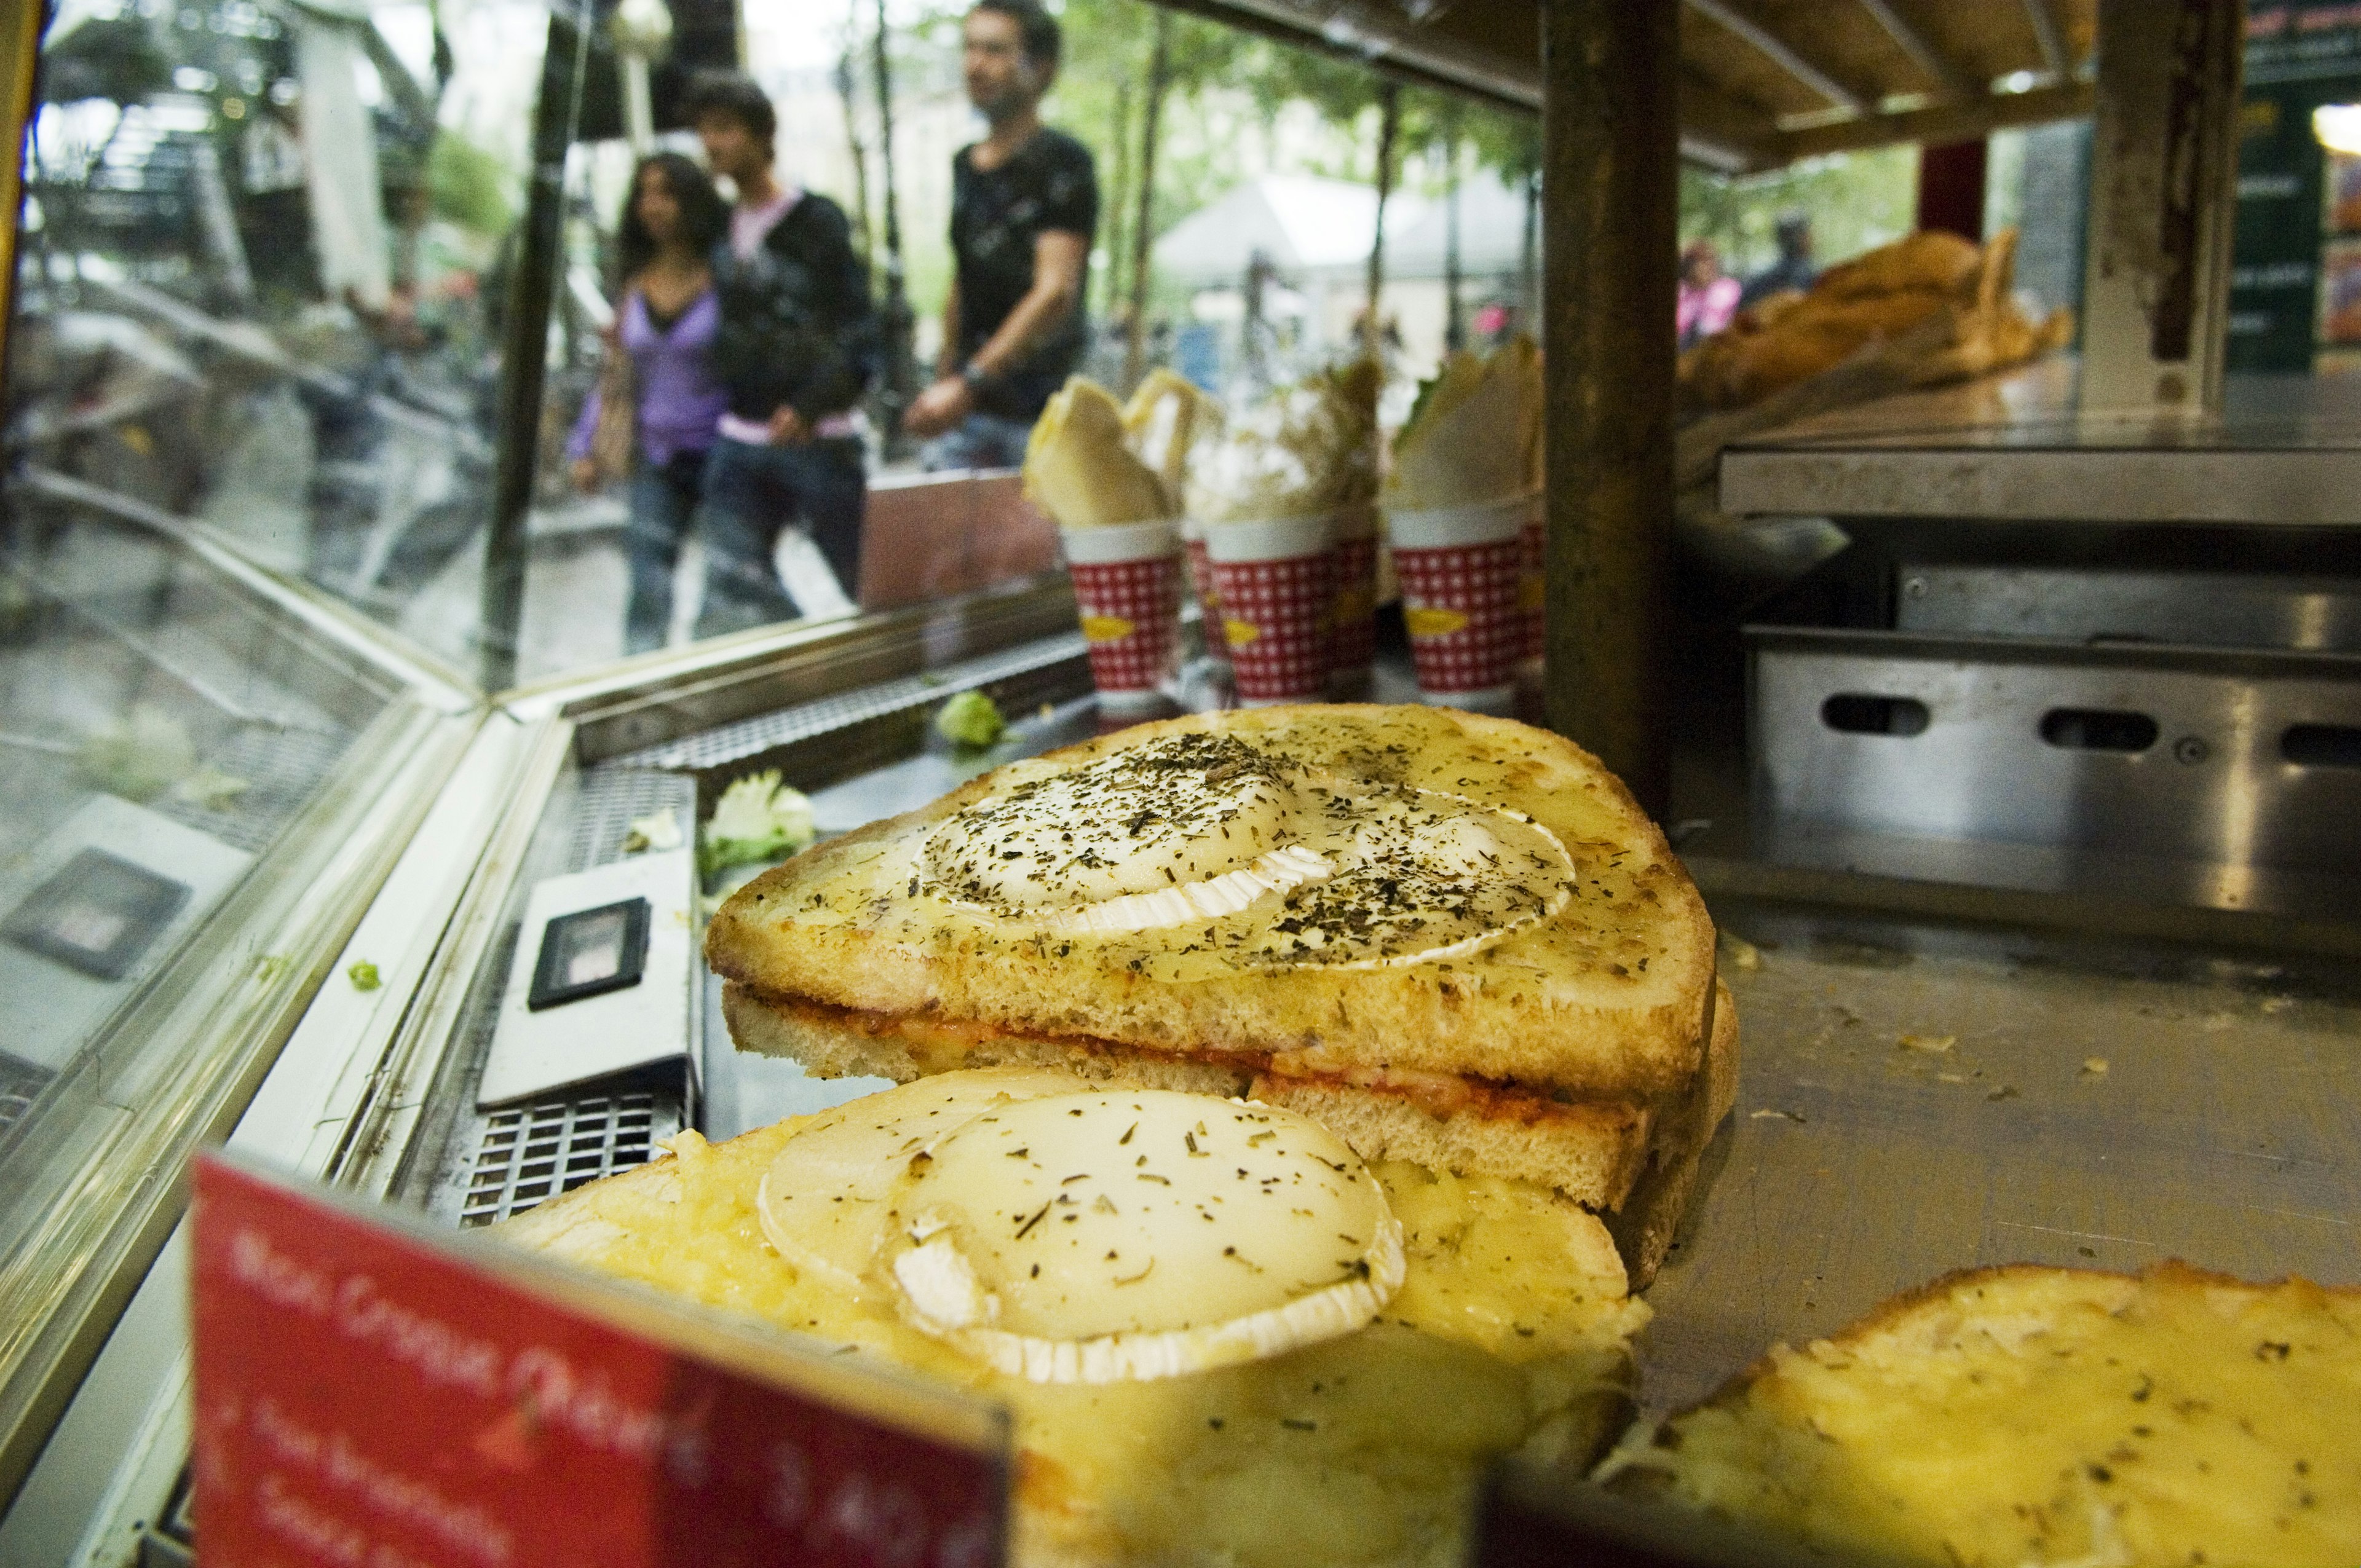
top-left (1677, 240), bottom-right (1740, 349)
top-left (689, 72), bottom-right (880, 636)
top-left (903, 1), bottom-right (1097, 470)
top-left (569, 153), bottom-right (730, 654)
top-left (1739, 213), bottom-right (1817, 308)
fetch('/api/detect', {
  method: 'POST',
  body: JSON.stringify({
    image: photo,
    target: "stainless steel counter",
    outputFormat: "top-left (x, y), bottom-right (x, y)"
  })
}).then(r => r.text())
top-left (1640, 902), bottom-right (2361, 1415)
top-left (1719, 358), bottom-right (2361, 526)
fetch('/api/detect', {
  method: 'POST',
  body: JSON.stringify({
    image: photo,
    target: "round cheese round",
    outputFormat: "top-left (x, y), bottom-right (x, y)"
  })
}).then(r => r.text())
top-left (887, 1090), bottom-right (1404, 1382)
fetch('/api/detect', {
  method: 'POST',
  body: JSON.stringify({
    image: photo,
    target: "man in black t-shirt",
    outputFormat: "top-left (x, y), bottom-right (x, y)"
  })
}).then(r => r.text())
top-left (904, 0), bottom-right (1097, 470)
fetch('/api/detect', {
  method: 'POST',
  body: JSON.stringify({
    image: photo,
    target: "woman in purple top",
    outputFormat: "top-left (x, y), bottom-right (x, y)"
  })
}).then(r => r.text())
top-left (569, 153), bottom-right (731, 653)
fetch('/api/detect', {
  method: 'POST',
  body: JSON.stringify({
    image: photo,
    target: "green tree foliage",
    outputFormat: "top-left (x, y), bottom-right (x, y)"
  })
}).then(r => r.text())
top-left (427, 130), bottom-right (516, 237)
top-left (1679, 145), bottom-right (1919, 282)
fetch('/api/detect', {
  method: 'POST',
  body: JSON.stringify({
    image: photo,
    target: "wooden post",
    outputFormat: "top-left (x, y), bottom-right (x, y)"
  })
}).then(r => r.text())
top-left (2079, 0), bottom-right (2245, 412)
top-left (1542, 0), bottom-right (1679, 815)
top-left (1916, 138), bottom-right (1988, 240)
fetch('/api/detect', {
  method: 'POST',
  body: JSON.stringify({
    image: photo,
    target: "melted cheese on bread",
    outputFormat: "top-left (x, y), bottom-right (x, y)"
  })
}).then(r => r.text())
top-left (1599, 1264), bottom-right (2361, 1567)
top-left (708, 706), bottom-right (1718, 1101)
top-left (499, 1085), bottom-right (1647, 1568)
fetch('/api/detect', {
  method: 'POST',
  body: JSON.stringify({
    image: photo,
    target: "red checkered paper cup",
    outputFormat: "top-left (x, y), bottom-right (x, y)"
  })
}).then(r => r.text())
top-left (1062, 519), bottom-right (1183, 712)
top-left (1203, 513), bottom-right (1337, 706)
top-left (1386, 494), bottom-right (1529, 714)
top-left (1179, 516), bottom-right (1228, 669)
top-left (1329, 502), bottom-right (1378, 693)
top-left (1517, 490), bottom-right (1546, 668)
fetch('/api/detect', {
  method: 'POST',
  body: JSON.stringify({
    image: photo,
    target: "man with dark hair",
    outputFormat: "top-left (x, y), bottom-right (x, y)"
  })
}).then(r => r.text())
top-left (903, 0), bottom-right (1097, 469)
top-left (685, 70), bottom-right (879, 636)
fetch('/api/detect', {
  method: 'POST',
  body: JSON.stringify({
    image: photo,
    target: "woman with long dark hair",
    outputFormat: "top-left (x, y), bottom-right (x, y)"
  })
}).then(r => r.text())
top-left (568, 152), bottom-right (731, 653)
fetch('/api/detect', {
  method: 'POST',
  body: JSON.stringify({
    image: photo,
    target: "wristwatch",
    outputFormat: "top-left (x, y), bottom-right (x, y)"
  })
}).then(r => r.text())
top-left (959, 360), bottom-right (999, 395)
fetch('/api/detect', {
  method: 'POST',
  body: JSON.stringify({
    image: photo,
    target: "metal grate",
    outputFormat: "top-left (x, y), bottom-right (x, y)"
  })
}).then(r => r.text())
top-left (147, 723), bottom-right (352, 854)
top-left (563, 766), bottom-right (696, 874)
top-left (456, 1090), bottom-right (681, 1227)
top-left (611, 631), bottom-right (1087, 772)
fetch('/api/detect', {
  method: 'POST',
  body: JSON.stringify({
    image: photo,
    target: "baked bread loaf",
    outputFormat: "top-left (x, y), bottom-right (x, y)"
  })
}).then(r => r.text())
top-left (1597, 1262), bottom-right (2361, 1566)
top-left (497, 1070), bottom-right (1651, 1568)
top-left (1679, 228), bottom-right (2072, 412)
top-left (705, 705), bottom-right (1731, 1280)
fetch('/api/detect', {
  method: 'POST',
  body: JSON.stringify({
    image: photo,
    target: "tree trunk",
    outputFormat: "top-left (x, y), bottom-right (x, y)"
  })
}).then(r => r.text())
top-left (1521, 167), bottom-right (1539, 336)
top-left (872, 0), bottom-right (917, 446)
top-left (1444, 111), bottom-right (1465, 352)
top-left (835, 48), bottom-right (874, 262)
top-left (1124, 10), bottom-right (1172, 391)
top-left (1364, 80), bottom-right (1401, 362)
top-left (1101, 74), bottom-right (1133, 324)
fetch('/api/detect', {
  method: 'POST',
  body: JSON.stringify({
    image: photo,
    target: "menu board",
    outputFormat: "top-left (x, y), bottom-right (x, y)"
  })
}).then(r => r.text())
top-left (190, 1151), bottom-right (1008, 1568)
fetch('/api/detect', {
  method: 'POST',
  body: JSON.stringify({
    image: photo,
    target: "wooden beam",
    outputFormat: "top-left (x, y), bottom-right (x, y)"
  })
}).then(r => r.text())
top-left (1147, 0), bottom-right (1542, 114)
top-left (1679, 71), bottom-right (1778, 170)
top-left (1544, 0), bottom-right (1678, 814)
top-left (1682, 0), bottom-right (1866, 115)
top-left (1762, 78), bottom-right (2090, 162)
top-left (2020, 0), bottom-right (2071, 80)
top-left (1857, 0), bottom-right (1977, 98)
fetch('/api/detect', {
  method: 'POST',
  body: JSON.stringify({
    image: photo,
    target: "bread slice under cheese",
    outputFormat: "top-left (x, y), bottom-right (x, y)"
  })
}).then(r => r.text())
top-left (1597, 1262), bottom-right (2361, 1567)
top-left (495, 1076), bottom-right (1651, 1568)
top-left (708, 706), bottom-right (1731, 1277)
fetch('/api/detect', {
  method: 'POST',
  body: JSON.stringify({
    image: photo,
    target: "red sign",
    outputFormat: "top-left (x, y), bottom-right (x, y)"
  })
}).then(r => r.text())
top-left (190, 1151), bottom-right (1007, 1568)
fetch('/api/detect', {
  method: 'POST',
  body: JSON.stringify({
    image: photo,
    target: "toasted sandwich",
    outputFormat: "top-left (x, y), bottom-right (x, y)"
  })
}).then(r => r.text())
top-left (1597, 1261), bottom-right (2361, 1566)
top-left (706, 704), bottom-right (1733, 1280)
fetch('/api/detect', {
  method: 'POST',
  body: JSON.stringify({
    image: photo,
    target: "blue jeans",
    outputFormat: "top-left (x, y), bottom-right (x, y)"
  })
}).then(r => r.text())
top-left (623, 448), bottom-right (706, 655)
top-left (919, 411), bottom-right (1037, 472)
top-left (695, 435), bottom-right (866, 637)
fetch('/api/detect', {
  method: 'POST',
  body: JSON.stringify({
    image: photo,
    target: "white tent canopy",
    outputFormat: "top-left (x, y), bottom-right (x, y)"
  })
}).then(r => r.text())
top-left (1386, 170), bottom-right (1535, 283)
top-left (1152, 175), bottom-right (1429, 290)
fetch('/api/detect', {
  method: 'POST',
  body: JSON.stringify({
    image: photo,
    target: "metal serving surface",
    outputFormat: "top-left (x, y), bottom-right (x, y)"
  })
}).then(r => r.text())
top-left (1718, 359), bottom-right (2361, 524)
top-left (1640, 905), bottom-right (2361, 1417)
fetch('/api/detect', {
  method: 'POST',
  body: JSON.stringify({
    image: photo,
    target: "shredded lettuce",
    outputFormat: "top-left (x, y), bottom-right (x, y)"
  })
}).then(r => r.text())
top-left (698, 771), bottom-right (816, 877)
top-left (935, 690), bottom-right (1006, 750)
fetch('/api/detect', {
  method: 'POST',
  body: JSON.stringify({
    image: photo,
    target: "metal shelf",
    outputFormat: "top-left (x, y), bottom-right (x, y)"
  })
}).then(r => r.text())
top-left (1719, 359), bottom-right (2361, 527)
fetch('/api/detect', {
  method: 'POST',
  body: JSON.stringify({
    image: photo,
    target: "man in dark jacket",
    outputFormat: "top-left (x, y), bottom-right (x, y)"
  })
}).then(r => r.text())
top-left (688, 73), bottom-right (879, 636)
top-left (902, 0), bottom-right (1095, 469)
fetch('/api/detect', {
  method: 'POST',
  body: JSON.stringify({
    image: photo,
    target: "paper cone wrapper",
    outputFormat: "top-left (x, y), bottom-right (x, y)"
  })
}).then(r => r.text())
top-left (1203, 513), bottom-right (1335, 704)
top-left (1329, 502), bottom-right (1378, 685)
top-left (1386, 495), bottom-right (1528, 703)
top-left (1062, 521), bottom-right (1181, 707)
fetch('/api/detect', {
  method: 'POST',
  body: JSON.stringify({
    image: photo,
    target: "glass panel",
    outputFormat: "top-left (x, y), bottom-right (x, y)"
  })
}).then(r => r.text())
top-left (9, 0), bottom-right (556, 676)
top-left (0, 498), bottom-right (404, 1135)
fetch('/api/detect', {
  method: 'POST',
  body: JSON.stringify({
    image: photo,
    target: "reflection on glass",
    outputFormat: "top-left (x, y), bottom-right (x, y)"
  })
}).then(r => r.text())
top-left (9, 0), bottom-right (552, 671)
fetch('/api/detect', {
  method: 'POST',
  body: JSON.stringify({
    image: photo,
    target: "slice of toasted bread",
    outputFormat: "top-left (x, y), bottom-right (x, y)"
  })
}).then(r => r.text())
top-left (1597, 1261), bottom-right (2361, 1566)
top-left (718, 977), bottom-right (1739, 1272)
top-left (497, 1078), bottom-right (1653, 1568)
top-left (708, 705), bottom-right (1718, 1101)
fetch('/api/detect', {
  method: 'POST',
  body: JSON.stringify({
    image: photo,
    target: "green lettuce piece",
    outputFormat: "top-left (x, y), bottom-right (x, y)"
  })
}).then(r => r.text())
top-left (698, 771), bottom-right (816, 877)
top-left (935, 690), bottom-right (1006, 750)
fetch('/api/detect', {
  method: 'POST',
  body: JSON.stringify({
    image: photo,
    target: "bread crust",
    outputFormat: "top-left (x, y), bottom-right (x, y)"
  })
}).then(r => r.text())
top-left (722, 976), bottom-right (1741, 1255)
top-left (707, 705), bottom-right (1717, 1099)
